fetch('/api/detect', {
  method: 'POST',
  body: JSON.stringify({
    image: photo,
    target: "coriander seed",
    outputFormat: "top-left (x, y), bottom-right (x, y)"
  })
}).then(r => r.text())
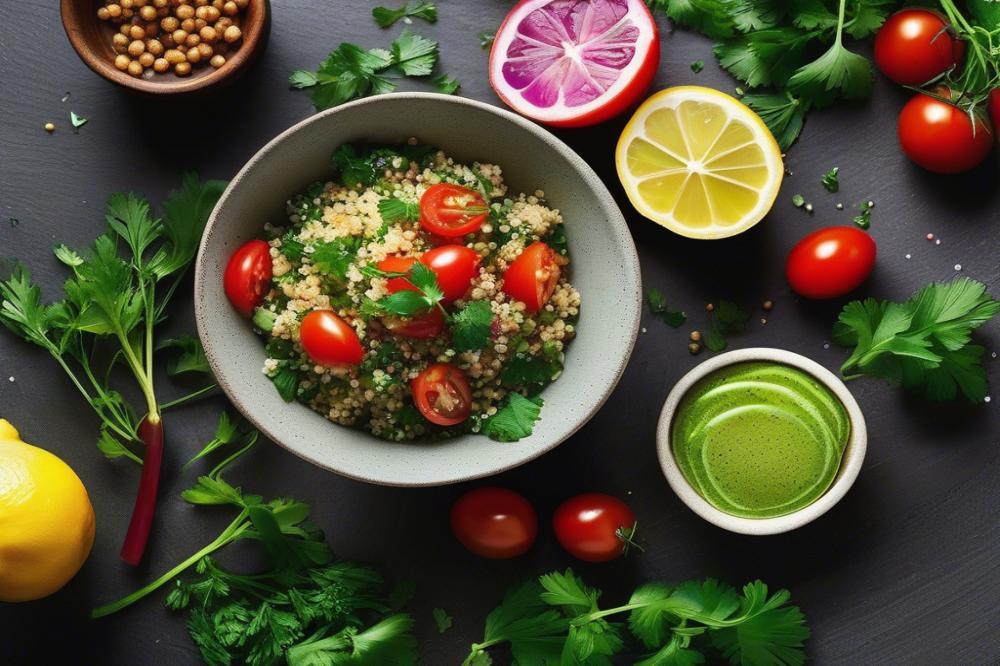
top-left (705, 303), bottom-right (714, 312)
top-left (161, 16), bottom-right (179, 31)
top-left (223, 1), bottom-right (238, 15)
top-left (762, 300), bottom-right (773, 311)
top-left (181, 17), bottom-right (196, 32)
top-left (107, 3), bottom-right (122, 18)
top-left (199, 25), bottom-right (218, 42)
top-left (175, 4), bottom-right (194, 19)
top-left (197, 42), bottom-right (213, 58)
top-left (139, 5), bottom-right (157, 20)
top-left (44, 122), bottom-right (55, 133)
top-left (688, 343), bottom-right (701, 355)
top-left (186, 46), bottom-right (202, 63)
top-left (97, 6), bottom-right (111, 20)
top-left (146, 38), bottom-right (164, 55)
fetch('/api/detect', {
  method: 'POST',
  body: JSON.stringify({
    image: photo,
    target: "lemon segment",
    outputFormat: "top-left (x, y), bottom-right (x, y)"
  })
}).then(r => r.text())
top-left (616, 86), bottom-right (784, 239)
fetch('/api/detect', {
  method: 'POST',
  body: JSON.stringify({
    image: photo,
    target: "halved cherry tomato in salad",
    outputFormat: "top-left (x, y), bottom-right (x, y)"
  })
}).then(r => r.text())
top-left (378, 255), bottom-right (419, 294)
top-left (502, 241), bottom-right (560, 314)
top-left (553, 493), bottom-right (638, 563)
top-left (898, 92), bottom-right (994, 174)
top-left (411, 363), bottom-right (472, 426)
top-left (419, 183), bottom-right (488, 237)
top-left (382, 309), bottom-right (446, 339)
top-left (786, 227), bottom-right (876, 299)
top-left (299, 310), bottom-right (364, 367)
top-left (874, 9), bottom-right (964, 86)
top-left (224, 240), bottom-right (272, 317)
top-left (451, 487), bottom-right (538, 559)
top-left (421, 245), bottom-right (481, 303)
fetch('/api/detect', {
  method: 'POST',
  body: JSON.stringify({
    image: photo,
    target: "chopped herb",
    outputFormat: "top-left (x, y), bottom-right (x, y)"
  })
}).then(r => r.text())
top-left (690, 60), bottom-right (705, 73)
top-left (253, 307), bottom-right (278, 333)
top-left (833, 278), bottom-right (999, 402)
top-left (372, 1), bottom-right (437, 28)
top-left (157, 334), bottom-right (211, 376)
top-left (70, 111), bottom-right (88, 129)
top-left (378, 197), bottom-right (420, 223)
top-left (368, 262), bottom-right (444, 317)
top-left (280, 231), bottom-right (305, 260)
top-left (479, 31), bottom-right (495, 49)
top-left (853, 200), bottom-right (873, 229)
top-left (449, 301), bottom-right (493, 352)
top-left (332, 143), bottom-right (435, 189)
top-left (704, 299), bottom-right (750, 352)
top-left (8, 217), bottom-right (18, 228)
top-left (270, 366), bottom-right (300, 403)
top-left (432, 608), bottom-right (453, 634)
top-left (311, 237), bottom-right (360, 280)
top-left (646, 287), bottom-right (687, 328)
top-left (821, 166), bottom-right (840, 192)
top-left (791, 193), bottom-right (805, 208)
top-left (433, 73), bottom-right (461, 94)
top-left (501, 341), bottom-right (563, 392)
top-left (482, 393), bottom-right (543, 442)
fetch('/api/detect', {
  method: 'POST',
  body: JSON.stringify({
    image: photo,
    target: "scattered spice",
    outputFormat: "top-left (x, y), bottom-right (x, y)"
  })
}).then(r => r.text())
top-left (926, 233), bottom-right (935, 241)
top-left (689, 330), bottom-right (702, 342)
top-left (791, 193), bottom-right (805, 208)
top-left (688, 342), bottom-right (702, 355)
top-left (44, 122), bottom-right (55, 133)
top-left (705, 303), bottom-right (715, 312)
top-left (804, 202), bottom-right (814, 213)
top-left (821, 166), bottom-right (840, 192)
top-left (70, 112), bottom-right (88, 130)
top-left (690, 60), bottom-right (704, 73)
top-left (762, 300), bottom-right (773, 311)
top-left (836, 202), bottom-right (844, 210)
top-left (8, 217), bottom-right (19, 228)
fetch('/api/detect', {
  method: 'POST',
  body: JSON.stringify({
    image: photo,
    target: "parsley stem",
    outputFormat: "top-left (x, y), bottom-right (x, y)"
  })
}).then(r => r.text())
top-left (160, 384), bottom-right (218, 411)
top-left (92, 511), bottom-right (250, 618)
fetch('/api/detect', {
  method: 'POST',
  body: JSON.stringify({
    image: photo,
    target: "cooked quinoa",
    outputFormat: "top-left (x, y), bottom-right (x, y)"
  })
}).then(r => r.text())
top-left (253, 141), bottom-right (580, 442)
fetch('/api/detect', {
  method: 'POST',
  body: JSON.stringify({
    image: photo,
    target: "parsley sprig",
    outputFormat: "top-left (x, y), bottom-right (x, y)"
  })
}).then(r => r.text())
top-left (372, 1), bottom-right (437, 28)
top-left (833, 278), bottom-right (999, 402)
top-left (462, 569), bottom-right (809, 665)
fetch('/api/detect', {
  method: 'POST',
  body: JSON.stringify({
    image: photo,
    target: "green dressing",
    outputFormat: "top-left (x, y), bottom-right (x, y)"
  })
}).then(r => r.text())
top-left (672, 362), bottom-right (850, 519)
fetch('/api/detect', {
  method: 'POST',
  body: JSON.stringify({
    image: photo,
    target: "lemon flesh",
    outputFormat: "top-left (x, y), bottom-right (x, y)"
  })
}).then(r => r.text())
top-left (616, 86), bottom-right (783, 239)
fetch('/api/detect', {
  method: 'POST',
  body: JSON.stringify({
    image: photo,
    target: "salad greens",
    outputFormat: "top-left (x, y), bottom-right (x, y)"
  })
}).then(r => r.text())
top-left (462, 569), bottom-right (809, 665)
top-left (834, 278), bottom-right (999, 402)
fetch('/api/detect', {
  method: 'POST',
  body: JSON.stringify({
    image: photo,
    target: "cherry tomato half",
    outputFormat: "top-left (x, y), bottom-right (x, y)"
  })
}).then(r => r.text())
top-left (421, 245), bottom-right (481, 303)
top-left (898, 92), bottom-right (994, 174)
top-left (378, 255), bottom-right (419, 294)
top-left (553, 493), bottom-right (637, 563)
top-left (411, 363), bottom-right (473, 426)
top-left (502, 242), bottom-right (561, 314)
top-left (451, 487), bottom-right (538, 559)
top-left (299, 310), bottom-right (364, 367)
top-left (224, 239), bottom-right (272, 317)
top-left (874, 9), bottom-right (964, 86)
top-left (375, 256), bottom-right (445, 338)
top-left (420, 183), bottom-right (488, 237)
top-left (786, 227), bottom-right (877, 299)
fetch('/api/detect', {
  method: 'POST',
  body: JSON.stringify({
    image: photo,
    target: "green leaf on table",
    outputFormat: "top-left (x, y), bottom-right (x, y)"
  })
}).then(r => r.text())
top-left (742, 93), bottom-right (809, 151)
top-left (709, 581), bottom-right (810, 666)
top-left (158, 334), bottom-right (211, 376)
top-left (821, 167), bottom-right (839, 192)
top-left (787, 39), bottom-right (872, 107)
top-left (432, 607), bottom-right (453, 633)
top-left (373, 1), bottom-right (437, 28)
top-left (646, 287), bottom-right (686, 328)
top-left (150, 173), bottom-right (226, 280)
top-left (705, 300), bottom-right (750, 352)
top-left (70, 111), bottom-right (88, 129)
top-left (433, 73), bottom-right (461, 94)
top-left (390, 30), bottom-right (439, 76)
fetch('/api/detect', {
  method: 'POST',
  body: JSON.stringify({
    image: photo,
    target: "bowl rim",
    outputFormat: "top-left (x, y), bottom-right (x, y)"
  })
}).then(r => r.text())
top-left (194, 92), bottom-right (642, 486)
top-left (656, 347), bottom-right (867, 535)
top-left (59, 0), bottom-right (269, 95)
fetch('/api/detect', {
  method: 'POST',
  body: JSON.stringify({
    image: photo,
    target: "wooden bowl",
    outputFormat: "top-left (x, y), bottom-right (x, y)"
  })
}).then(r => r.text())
top-left (60, 0), bottom-right (270, 96)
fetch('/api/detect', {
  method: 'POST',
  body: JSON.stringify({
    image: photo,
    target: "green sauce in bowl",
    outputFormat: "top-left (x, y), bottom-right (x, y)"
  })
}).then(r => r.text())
top-left (671, 361), bottom-right (850, 519)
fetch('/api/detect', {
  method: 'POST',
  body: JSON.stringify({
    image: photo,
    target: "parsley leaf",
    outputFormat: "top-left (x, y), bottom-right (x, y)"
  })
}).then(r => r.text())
top-left (742, 92), bottom-right (809, 151)
top-left (482, 393), bottom-right (543, 442)
top-left (787, 25), bottom-right (872, 107)
top-left (432, 607), bottom-right (453, 633)
top-left (310, 237), bottom-right (359, 279)
top-left (821, 166), bottom-right (840, 192)
top-left (293, 42), bottom-right (396, 110)
top-left (158, 334), bottom-right (211, 376)
top-left (372, 1), bottom-right (437, 28)
top-left (450, 300), bottom-right (493, 352)
top-left (501, 341), bottom-right (564, 392)
top-left (646, 287), bottom-right (687, 328)
top-left (478, 31), bottom-right (495, 49)
top-left (433, 73), bottom-right (461, 94)
top-left (834, 278), bottom-right (999, 402)
top-left (390, 30), bottom-right (439, 76)
top-left (690, 60), bottom-right (705, 73)
top-left (705, 300), bottom-right (750, 352)
top-left (70, 111), bottom-right (88, 129)
top-left (853, 200), bottom-right (873, 229)
top-left (378, 197), bottom-right (420, 223)
top-left (709, 581), bottom-right (811, 666)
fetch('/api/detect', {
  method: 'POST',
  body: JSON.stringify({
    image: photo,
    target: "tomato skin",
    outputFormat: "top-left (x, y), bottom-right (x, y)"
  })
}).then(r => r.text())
top-left (898, 93), bottom-right (994, 174)
top-left (382, 309), bottom-right (445, 339)
top-left (553, 493), bottom-right (636, 563)
top-left (224, 240), bottom-right (272, 317)
top-left (990, 90), bottom-right (1000, 143)
top-left (786, 227), bottom-right (877, 299)
top-left (378, 255), bottom-right (419, 294)
top-left (420, 183), bottom-right (488, 237)
top-left (502, 242), bottom-right (561, 314)
top-left (299, 310), bottom-right (364, 367)
top-left (874, 10), bottom-right (964, 85)
top-left (411, 363), bottom-right (473, 426)
top-left (451, 487), bottom-right (538, 559)
top-left (420, 245), bottom-right (481, 303)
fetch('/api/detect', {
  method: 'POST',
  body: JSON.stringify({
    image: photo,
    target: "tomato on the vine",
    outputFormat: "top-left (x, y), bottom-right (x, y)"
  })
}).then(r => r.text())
top-left (874, 9), bottom-right (964, 85)
top-left (451, 487), bottom-right (538, 559)
top-left (411, 363), bottom-right (473, 426)
top-left (553, 493), bottom-right (638, 562)
top-left (786, 227), bottom-right (876, 299)
top-left (299, 310), bottom-right (364, 367)
top-left (224, 240), bottom-right (272, 317)
top-left (898, 92), bottom-right (994, 174)
top-left (420, 183), bottom-right (488, 238)
top-left (502, 242), bottom-right (560, 314)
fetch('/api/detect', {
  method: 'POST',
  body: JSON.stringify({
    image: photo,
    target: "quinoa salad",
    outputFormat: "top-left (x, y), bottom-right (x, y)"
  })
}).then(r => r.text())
top-left (241, 141), bottom-right (581, 442)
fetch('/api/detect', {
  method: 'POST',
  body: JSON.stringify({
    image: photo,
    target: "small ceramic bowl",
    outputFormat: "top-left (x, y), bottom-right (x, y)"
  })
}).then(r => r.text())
top-left (656, 348), bottom-right (866, 535)
top-left (195, 93), bottom-right (641, 487)
top-left (60, 0), bottom-right (269, 96)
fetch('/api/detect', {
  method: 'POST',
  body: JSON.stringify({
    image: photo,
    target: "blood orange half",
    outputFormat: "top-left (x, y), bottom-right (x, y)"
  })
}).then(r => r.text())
top-left (489, 0), bottom-right (660, 127)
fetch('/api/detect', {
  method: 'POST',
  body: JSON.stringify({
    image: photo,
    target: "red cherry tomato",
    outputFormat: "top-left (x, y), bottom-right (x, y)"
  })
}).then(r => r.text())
top-left (378, 255), bottom-right (419, 294)
top-left (411, 363), bottom-right (473, 426)
top-left (502, 242), bottom-right (561, 314)
top-left (224, 240), bottom-right (272, 317)
top-left (898, 92), bottom-right (994, 174)
top-left (299, 310), bottom-right (364, 367)
top-left (420, 183), bottom-right (488, 237)
top-left (420, 245), bottom-right (481, 303)
top-left (451, 487), bottom-right (538, 559)
top-left (382, 309), bottom-right (446, 339)
top-left (990, 90), bottom-right (1000, 143)
top-left (874, 9), bottom-right (964, 85)
top-left (553, 493), bottom-right (637, 563)
top-left (786, 227), bottom-right (877, 299)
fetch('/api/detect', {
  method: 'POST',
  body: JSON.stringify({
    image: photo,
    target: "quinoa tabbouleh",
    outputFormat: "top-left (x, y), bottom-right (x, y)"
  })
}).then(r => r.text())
top-left (242, 140), bottom-right (580, 442)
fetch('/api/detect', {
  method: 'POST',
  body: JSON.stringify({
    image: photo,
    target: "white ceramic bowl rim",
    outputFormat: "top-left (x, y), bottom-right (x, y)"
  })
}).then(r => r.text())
top-left (195, 92), bottom-right (641, 486)
top-left (656, 347), bottom-right (867, 535)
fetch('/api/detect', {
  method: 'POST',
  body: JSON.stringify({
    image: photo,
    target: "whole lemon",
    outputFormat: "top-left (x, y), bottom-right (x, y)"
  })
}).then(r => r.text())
top-left (0, 419), bottom-right (96, 602)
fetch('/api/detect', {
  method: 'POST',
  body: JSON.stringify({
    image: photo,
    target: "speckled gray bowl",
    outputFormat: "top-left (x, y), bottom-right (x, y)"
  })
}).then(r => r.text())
top-left (194, 93), bottom-right (641, 487)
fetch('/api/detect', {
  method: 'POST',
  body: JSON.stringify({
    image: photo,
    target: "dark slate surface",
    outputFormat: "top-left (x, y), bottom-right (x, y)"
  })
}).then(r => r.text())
top-left (1, 1), bottom-right (998, 664)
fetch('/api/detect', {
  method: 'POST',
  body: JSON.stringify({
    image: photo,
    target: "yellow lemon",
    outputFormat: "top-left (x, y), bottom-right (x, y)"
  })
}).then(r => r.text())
top-left (0, 419), bottom-right (95, 602)
top-left (616, 86), bottom-right (784, 239)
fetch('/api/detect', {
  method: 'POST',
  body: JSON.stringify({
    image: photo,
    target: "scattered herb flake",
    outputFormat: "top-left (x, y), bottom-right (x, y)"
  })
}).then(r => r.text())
top-left (70, 111), bottom-right (88, 129)
top-left (690, 60), bottom-right (705, 73)
top-left (479, 31), bottom-right (495, 49)
top-left (646, 287), bottom-right (686, 328)
top-left (8, 217), bottom-right (18, 228)
top-left (450, 300), bottom-right (493, 352)
top-left (432, 73), bottom-right (461, 94)
top-left (853, 200), bottom-right (873, 229)
top-left (432, 608), bottom-right (453, 634)
top-left (705, 300), bottom-right (750, 352)
top-left (821, 166), bottom-right (839, 192)
top-left (372, 1), bottom-right (437, 28)
top-left (791, 193), bottom-right (805, 208)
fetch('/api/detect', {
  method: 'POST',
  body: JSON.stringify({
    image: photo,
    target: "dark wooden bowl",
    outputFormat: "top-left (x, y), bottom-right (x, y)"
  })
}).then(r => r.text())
top-left (60, 0), bottom-right (270, 96)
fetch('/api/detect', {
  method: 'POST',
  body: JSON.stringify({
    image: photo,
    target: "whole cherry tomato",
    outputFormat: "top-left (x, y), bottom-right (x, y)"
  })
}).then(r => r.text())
top-left (502, 242), bottom-right (561, 314)
top-left (786, 227), bottom-right (876, 299)
top-left (451, 487), bottom-right (538, 559)
top-left (299, 310), bottom-right (364, 367)
top-left (874, 9), bottom-right (964, 85)
top-left (224, 239), bottom-right (272, 317)
top-left (553, 493), bottom-right (637, 562)
top-left (420, 245), bottom-right (481, 303)
top-left (898, 92), bottom-right (994, 173)
top-left (411, 363), bottom-right (473, 426)
top-left (420, 183), bottom-right (488, 237)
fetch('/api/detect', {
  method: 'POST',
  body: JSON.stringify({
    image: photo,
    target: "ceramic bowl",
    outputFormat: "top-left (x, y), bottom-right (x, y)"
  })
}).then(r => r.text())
top-left (61, 0), bottom-right (269, 96)
top-left (195, 93), bottom-right (641, 486)
top-left (656, 348), bottom-right (866, 535)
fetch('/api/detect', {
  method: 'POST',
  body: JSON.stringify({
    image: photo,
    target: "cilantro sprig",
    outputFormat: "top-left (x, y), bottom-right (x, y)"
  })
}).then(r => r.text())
top-left (705, 299), bottom-right (751, 352)
top-left (372, 1), bottom-right (437, 28)
top-left (462, 569), bottom-right (809, 665)
top-left (833, 278), bottom-right (999, 402)
top-left (646, 287), bottom-right (687, 328)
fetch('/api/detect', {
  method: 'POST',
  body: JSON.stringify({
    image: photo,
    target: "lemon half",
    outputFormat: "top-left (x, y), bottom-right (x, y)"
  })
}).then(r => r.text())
top-left (616, 86), bottom-right (784, 239)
